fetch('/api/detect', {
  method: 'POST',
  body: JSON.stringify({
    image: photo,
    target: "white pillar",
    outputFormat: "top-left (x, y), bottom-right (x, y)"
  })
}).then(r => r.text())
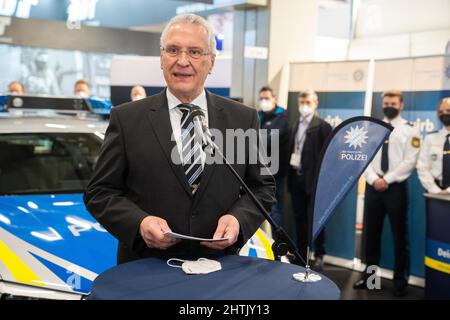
top-left (268, 0), bottom-right (319, 107)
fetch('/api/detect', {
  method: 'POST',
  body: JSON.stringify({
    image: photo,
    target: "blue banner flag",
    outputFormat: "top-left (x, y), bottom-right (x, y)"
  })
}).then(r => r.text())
top-left (310, 116), bottom-right (393, 242)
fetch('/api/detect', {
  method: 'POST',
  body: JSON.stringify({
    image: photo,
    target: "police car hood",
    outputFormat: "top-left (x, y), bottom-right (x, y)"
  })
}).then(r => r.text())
top-left (0, 194), bottom-right (117, 295)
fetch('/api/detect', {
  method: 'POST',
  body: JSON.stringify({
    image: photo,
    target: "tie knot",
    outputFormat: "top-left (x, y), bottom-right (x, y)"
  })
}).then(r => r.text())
top-left (177, 103), bottom-right (196, 111)
top-left (177, 103), bottom-right (197, 119)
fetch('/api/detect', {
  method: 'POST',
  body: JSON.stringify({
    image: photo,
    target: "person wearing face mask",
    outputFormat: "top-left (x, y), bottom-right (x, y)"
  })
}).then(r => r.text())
top-left (257, 86), bottom-right (289, 233)
top-left (130, 85), bottom-right (147, 102)
top-left (286, 90), bottom-right (332, 268)
top-left (7, 81), bottom-right (25, 95)
top-left (417, 98), bottom-right (450, 194)
top-left (74, 79), bottom-right (91, 98)
top-left (354, 89), bottom-right (421, 297)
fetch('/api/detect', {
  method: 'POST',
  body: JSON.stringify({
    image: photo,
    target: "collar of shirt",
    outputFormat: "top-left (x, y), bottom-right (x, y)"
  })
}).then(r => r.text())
top-left (441, 127), bottom-right (450, 136)
top-left (383, 115), bottom-right (405, 126)
top-left (167, 88), bottom-right (208, 114)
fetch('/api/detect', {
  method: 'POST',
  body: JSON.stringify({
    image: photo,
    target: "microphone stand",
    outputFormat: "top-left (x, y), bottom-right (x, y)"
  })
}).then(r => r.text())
top-left (199, 122), bottom-right (320, 282)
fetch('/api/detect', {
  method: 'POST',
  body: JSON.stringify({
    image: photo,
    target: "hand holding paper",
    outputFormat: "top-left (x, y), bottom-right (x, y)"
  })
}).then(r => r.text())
top-left (164, 231), bottom-right (229, 242)
top-left (200, 214), bottom-right (240, 250)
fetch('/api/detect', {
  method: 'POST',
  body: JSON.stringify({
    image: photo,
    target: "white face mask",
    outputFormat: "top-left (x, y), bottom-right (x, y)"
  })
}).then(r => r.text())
top-left (75, 91), bottom-right (88, 98)
top-left (259, 99), bottom-right (274, 112)
top-left (167, 258), bottom-right (222, 275)
top-left (299, 104), bottom-right (314, 117)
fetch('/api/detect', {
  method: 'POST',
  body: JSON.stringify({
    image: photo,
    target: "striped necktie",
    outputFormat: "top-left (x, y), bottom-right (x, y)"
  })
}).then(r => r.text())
top-left (178, 103), bottom-right (204, 193)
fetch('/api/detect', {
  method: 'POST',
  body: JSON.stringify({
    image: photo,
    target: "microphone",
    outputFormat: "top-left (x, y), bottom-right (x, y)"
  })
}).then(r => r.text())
top-left (189, 106), bottom-right (214, 154)
top-left (187, 105), bottom-right (306, 266)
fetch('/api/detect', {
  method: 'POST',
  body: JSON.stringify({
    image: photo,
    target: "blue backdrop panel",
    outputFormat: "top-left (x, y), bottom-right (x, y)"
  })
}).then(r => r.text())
top-left (287, 91), bottom-right (365, 260)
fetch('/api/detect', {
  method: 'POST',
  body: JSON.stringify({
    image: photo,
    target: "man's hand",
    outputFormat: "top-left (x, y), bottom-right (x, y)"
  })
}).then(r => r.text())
top-left (438, 189), bottom-right (450, 195)
top-left (139, 216), bottom-right (178, 250)
top-left (200, 214), bottom-right (240, 250)
top-left (373, 178), bottom-right (389, 192)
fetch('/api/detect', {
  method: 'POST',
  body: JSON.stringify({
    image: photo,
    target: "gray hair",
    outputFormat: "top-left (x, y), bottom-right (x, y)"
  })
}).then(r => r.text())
top-left (298, 89), bottom-right (318, 101)
top-left (160, 13), bottom-right (217, 55)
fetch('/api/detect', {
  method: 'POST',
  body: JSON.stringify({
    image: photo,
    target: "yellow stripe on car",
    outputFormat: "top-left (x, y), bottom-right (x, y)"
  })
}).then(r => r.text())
top-left (0, 239), bottom-right (44, 287)
top-left (255, 229), bottom-right (275, 260)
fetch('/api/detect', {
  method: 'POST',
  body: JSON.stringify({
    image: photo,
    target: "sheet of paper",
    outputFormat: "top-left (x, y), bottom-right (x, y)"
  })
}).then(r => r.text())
top-left (164, 231), bottom-right (229, 242)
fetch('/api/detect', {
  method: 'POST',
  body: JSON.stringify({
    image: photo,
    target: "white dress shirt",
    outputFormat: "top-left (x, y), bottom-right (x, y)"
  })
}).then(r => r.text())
top-left (291, 113), bottom-right (314, 170)
top-left (167, 89), bottom-right (209, 168)
top-left (416, 127), bottom-right (450, 193)
top-left (364, 116), bottom-right (421, 185)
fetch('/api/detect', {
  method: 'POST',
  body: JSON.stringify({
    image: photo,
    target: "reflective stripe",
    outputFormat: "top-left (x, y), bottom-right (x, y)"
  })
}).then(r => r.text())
top-left (255, 229), bottom-right (274, 260)
top-left (0, 239), bottom-right (44, 287)
top-left (425, 256), bottom-right (450, 275)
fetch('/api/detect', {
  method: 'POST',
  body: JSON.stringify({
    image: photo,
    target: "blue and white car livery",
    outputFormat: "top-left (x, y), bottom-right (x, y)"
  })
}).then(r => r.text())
top-left (0, 95), bottom-right (277, 300)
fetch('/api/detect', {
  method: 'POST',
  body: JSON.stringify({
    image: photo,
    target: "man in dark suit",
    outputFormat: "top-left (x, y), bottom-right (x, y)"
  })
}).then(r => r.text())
top-left (257, 86), bottom-right (289, 233)
top-left (84, 13), bottom-right (275, 264)
top-left (287, 90), bottom-right (332, 266)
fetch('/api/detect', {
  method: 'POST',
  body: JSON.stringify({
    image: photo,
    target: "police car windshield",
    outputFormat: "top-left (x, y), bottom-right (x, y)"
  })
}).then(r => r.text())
top-left (0, 133), bottom-right (102, 195)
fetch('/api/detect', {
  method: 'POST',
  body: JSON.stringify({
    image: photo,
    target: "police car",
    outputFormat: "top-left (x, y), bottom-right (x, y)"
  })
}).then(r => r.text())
top-left (0, 94), bottom-right (276, 300)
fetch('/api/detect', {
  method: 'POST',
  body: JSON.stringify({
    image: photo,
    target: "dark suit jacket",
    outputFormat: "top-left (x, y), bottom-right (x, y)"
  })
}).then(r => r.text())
top-left (286, 115), bottom-right (332, 195)
top-left (84, 89), bottom-right (276, 264)
top-left (258, 107), bottom-right (290, 179)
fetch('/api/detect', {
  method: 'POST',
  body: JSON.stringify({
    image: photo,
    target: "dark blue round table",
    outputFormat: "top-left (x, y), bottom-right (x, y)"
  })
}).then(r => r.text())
top-left (89, 255), bottom-right (340, 300)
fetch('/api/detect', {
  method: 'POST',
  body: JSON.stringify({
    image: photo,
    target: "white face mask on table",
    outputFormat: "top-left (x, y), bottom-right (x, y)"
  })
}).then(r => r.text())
top-left (167, 258), bottom-right (222, 274)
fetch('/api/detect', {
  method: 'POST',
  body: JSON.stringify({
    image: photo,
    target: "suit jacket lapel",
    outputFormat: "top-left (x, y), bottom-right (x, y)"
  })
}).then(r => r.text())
top-left (307, 115), bottom-right (321, 133)
top-left (289, 115), bottom-right (319, 153)
top-left (147, 89), bottom-right (192, 196)
top-left (192, 91), bottom-right (225, 206)
top-left (289, 120), bottom-right (300, 153)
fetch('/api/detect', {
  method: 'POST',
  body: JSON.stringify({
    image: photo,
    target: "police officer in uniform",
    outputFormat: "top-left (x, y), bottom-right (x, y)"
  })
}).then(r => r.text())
top-left (417, 97), bottom-right (450, 194)
top-left (354, 90), bottom-right (421, 297)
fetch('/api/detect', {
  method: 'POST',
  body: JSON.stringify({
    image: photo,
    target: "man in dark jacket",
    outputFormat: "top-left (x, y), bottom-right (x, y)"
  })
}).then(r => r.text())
top-left (257, 86), bottom-right (289, 232)
top-left (287, 90), bottom-right (332, 266)
top-left (84, 13), bottom-right (275, 264)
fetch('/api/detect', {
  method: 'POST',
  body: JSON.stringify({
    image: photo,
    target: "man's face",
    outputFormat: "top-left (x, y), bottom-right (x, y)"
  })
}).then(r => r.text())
top-left (131, 86), bottom-right (146, 101)
top-left (74, 83), bottom-right (90, 97)
top-left (298, 95), bottom-right (318, 111)
top-left (439, 100), bottom-right (450, 115)
top-left (258, 90), bottom-right (277, 111)
top-left (160, 23), bottom-right (215, 102)
top-left (8, 83), bottom-right (23, 94)
top-left (383, 96), bottom-right (403, 111)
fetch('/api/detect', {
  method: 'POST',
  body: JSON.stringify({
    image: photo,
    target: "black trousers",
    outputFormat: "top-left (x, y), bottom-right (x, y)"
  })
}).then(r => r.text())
top-left (363, 181), bottom-right (409, 288)
top-left (290, 174), bottom-right (326, 264)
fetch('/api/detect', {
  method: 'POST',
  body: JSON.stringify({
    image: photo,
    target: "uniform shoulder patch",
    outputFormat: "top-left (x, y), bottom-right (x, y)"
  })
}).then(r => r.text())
top-left (411, 136), bottom-right (421, 148)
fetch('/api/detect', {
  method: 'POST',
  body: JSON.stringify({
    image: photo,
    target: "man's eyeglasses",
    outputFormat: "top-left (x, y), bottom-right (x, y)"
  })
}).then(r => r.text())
top-left (161, 46), bottom-right (211, 59)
